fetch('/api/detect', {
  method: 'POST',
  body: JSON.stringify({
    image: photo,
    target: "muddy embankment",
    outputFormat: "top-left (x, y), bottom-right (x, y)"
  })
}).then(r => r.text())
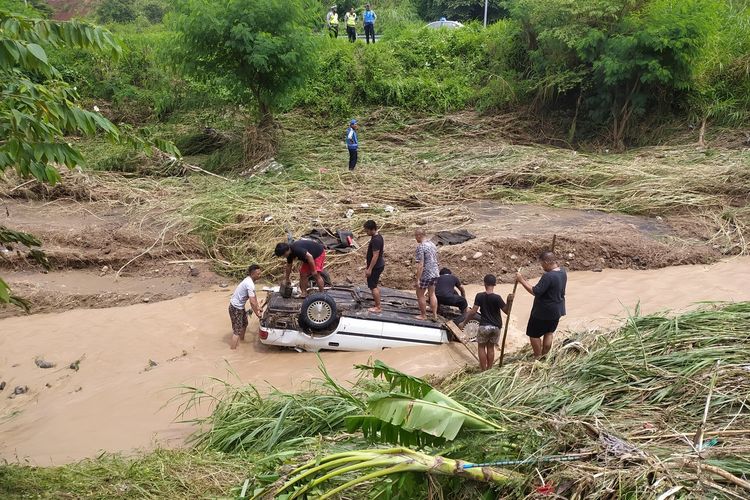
top-left (1, 258), bottom-right (749, 465)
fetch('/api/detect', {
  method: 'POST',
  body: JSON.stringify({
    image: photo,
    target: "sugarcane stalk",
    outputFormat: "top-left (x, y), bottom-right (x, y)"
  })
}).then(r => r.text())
top-left (263, 448), bottom-right (520, 499)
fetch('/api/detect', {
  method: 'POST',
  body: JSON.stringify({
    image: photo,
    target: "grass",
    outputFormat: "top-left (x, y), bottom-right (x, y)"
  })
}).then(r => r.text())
top-left (175, 109), bottom-right (750, 278)
top-left (0, 449), bottom-right (251, 499)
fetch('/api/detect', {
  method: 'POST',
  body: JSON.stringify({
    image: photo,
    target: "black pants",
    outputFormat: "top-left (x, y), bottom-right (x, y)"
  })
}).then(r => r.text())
top-left (364, 23), bottom-right (375, 43)
top-left (346, 26), bottom-right (356, 42)
top-left (329, 25), bottom-right (338, 38)
top-left (437, 294), bottom-right (468, 313)
top-left (348, 149), bottom-right (358, 170)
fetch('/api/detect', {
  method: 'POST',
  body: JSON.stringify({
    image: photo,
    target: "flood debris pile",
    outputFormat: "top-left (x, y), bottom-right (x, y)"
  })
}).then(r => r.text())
top-left (185, 302), bottom-right (750, 499)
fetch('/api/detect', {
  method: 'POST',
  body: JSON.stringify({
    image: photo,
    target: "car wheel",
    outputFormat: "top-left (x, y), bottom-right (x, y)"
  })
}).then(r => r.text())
top-left (462, 319), bottom-right (480, 342)
top-left (300, 293), bottom-right (338, 331)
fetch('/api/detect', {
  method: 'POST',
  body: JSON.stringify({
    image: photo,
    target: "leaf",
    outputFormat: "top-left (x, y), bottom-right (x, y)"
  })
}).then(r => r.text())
top-left (25, 43), bottom-right (48, 64)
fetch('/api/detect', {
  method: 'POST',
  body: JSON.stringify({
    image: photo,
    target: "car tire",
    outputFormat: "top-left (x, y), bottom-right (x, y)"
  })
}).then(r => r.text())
top-left (300, 293), bottom-right (338, 331)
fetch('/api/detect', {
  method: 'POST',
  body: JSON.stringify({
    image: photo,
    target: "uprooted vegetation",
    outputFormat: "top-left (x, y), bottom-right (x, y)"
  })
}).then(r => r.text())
top-left (181, 302), bottom-right (750, 499)
top-left (6, 302), bottom-right (745, 498)
top-left (3, 110), bottom-right (747, 286)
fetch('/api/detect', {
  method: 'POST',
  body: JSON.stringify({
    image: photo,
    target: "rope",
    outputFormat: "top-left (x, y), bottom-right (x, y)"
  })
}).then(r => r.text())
top-left (462, 452), bottom-right (595, 469)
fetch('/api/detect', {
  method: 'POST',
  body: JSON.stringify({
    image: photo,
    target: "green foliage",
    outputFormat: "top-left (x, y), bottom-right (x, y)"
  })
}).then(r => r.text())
top-left (416, 0), bottom-right (507, 23)
top-left (0, 0), bottom-right (52, 17)
top-left (141, 1), bottom-right (166, 24)
top-left (508, 0), bottom-right (723, 146)
top-left (0, 10), bottom-right (177, 309)
top-left (171, 0), bottom-right (319, 123)
top-left (294, 21), bottom-right (521, 116)
top-left (96, 0), bottom-right (137, 24)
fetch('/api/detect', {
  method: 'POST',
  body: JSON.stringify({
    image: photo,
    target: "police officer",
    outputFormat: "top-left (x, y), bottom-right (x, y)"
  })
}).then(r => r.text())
top-left (363, 4), bottom-right (377, 44)
top-left (326, 5), bottom-right (339, 38)
top-left (345, 7), bottom-right (357, 42)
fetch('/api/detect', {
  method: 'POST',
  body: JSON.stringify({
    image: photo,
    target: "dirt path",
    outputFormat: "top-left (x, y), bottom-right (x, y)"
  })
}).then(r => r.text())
top-left (1, 258), bottom-right (748, 465)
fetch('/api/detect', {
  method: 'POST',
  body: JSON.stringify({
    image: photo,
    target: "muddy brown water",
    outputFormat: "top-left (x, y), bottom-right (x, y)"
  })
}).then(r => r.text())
top-left (1, 258), bottom-right (749, 465)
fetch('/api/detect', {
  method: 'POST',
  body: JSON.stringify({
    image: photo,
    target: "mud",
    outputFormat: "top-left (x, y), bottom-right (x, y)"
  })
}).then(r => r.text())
top-left (331, 203), bottom-right (719, 289)
top-left (1, 258), bottom-right (748, 465)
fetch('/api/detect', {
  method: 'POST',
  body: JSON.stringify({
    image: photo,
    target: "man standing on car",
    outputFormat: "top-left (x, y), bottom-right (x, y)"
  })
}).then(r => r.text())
top-left (364, 220), bottom-right (385, 313)
top-left (326, 5), bottom-right (339, 38)
top-left (345, 7), bottom-right (357, 42)
top-left (346, 119), bottom-right (359, 171)
top-left (435, 268), bottom-right (467, 313)
top-left (459, 274), bottom-right (514, 371)
top-left (274, 240), bottom-right (326, 297)
top-left (229, 264), bottom-right (263, 350)
top-left (414, 227), bottom-right (440, 322)
top-left (363, 4), bottom-right (376, 44)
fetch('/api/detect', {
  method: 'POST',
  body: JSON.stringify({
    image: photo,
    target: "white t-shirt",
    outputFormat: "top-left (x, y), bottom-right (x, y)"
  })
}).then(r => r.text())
top-left (230, 277), bottom-right (256, 310)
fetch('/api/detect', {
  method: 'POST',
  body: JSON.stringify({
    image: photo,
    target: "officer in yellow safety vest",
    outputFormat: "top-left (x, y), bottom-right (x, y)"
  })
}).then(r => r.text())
top-left (326, 6), bottom-right (339, 38)
top-left (344, 7), bottom-right (357, 43)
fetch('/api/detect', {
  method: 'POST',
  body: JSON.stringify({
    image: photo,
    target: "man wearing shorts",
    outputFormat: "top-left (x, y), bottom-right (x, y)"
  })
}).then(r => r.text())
top-left (459, 274), bottom-right (513, 371)
top-left (274, 239), bottom-right (326, 297)
top-left (229, 264), bottom-right (263, 349)
top-left (435, 268), bottom-right (468, 313)
top-left (414, 228), bottom-right (440, 321)
top-left (364, 220), bottom-right (385, 313)
top-left (516, 251), bottom-right (567, 359)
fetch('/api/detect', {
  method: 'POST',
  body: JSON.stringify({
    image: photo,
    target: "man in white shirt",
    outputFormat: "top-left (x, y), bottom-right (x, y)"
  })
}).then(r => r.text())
top-left (229, 264), bottom-right (263, 349)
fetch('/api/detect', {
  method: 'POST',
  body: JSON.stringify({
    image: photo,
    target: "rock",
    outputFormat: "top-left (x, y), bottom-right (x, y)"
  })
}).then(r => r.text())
top-left (655, 216), bottom-right (663, 222)
top-left (142, 297), bottom-right (151, 303)
top-left (593, 268), bottom-right (603, 272)
top-left (189, 265), bottom-right (200, 277)
top-left (262, 215), bottom-right (273, 223)
top-left (45, 383), bottom-right (52, 388)
top-left (70, 360), bottom-right (80, 371)
top-left (360, 203), bottom-right (369, 208)
top-left (100, 265), bottom-right (109, 273)
top-left (75, 387), bottom-right (82, 392)
top-left (460, 255), bottom-right (467, 262)
top-left (103, 248), bottom-right (111, 255)
top-left (346, 276), bottom-right (353, 284)
top-left (384, 205), bottom-right (395, 213)
top-left (510, 254), bottom-right (518, 261)
top-left (0, 381), bottom-right (5, 391)
top-left (345, 209), bottom-right (355, 219)
top-left (220, 283), bottom-right (229, 288)
top-left (13, 386), bottom-right (28, 395)
top-left (501, 267), bottom-right (508, 273)
top-left (145, 359), bottom-right (158, 371)
top-left (472, 252), bottom-right (483, 260)
top-left (567, 253), bottom-right (575, 259)
top-left (35, 358), bottom-right (55, 369)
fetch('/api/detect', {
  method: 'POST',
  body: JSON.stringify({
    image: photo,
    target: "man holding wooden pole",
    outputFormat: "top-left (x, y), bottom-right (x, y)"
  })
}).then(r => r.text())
top-left (516, 251), bottom-right (567, 359)
top-left (459, 274), bottom-right (514, 371)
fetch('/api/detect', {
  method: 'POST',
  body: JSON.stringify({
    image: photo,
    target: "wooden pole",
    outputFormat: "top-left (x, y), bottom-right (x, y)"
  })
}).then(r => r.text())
top-left (551, 234), bottom-right (557, 253)
top-left (498, 268), bottom-right (521, 367)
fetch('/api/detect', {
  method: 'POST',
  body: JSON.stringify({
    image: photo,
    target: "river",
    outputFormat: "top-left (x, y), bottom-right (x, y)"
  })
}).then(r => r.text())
top-left (1, 258), bottom-right (748, 464)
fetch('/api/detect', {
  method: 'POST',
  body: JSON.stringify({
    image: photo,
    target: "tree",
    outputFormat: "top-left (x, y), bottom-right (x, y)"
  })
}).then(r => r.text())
top-left (508, 0), bottom-right (719, 148)
top-left (171, 0), bottom-right (318, 127)
top-left (96, 0), bottom-right (137, 24)
top-left (141, 1), bottom-right (166, 24)
top-left (0, 10), bottom-right (175, 309)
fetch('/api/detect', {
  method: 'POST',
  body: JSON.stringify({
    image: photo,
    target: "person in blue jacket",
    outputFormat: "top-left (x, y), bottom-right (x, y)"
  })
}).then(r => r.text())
top-left (363, 4), bottom-right (377, 44)
top-left (346, 119), bottom-right (359, 171)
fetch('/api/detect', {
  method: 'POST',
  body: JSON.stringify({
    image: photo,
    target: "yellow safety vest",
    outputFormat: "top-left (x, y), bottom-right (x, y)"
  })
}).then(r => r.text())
top-left (345, 13), bottom-right (356, 27)
top-left (329, 13), bottom-right (338, 26)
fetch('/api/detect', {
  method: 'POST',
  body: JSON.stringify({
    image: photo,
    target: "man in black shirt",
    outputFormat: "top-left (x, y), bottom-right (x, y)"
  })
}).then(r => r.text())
top-left (274, 239), bottom-right (326, 298)
top-left (459, 274), bottom-right (513, 371)
top-left (363, 220), bottom-right (385, 313)
top-left (516, 251), bottom-right (567, 359)
top-left (435, 268), bottom-right (467, 313)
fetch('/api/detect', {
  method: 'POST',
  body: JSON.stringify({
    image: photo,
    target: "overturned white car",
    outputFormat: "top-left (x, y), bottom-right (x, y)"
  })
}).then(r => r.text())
top-left (259, 286), bottom-right (478, 352)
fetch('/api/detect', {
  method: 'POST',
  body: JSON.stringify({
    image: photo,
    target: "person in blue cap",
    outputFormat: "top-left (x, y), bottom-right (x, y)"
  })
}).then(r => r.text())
top-left (346, 119), bottom-right (359, 171)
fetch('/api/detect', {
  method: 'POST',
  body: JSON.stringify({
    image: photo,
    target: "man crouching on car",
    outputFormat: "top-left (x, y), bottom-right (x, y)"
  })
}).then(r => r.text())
top-left (275, 239), bottom-right (326, 297)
